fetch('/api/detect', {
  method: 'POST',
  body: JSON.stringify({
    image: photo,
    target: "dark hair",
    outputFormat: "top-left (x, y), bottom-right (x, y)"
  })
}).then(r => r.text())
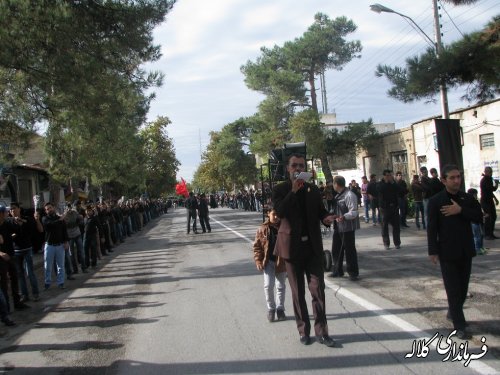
top-left (420, 166), bottom-right (427, 172)
top-left (9, 202), bottom-right (20, 209)
top-left (412, 174), bottom-right (419, 180)
top-left (441, 164), bottom-right (461, 179)
top-left (430, 168), bottom-right (438, 174)
top-left (370, 174), bottom-right (376, 179)
top-left (333, 175), bottom-right (346, 187)
top-left (467, 188), bottom-right (478, 196)
top-left (383, 169), bottom-right (392, 176)
top-left (362, 175), bottom-right (367, 179)
top-left (44, 202), bottom-right (54, 207)
top-left (287, 153), bottom-right (306, 164)
top-left (395, 171), bottom-right (402, 176)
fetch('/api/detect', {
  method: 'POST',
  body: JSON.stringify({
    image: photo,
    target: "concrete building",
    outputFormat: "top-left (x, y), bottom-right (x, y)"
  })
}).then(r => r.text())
top-left (356, 98), bottom-right (500, 192)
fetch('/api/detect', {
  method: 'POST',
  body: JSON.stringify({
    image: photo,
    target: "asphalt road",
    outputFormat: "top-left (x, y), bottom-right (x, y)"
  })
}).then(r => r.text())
top-left (0, 207), bottom-right (498, 374)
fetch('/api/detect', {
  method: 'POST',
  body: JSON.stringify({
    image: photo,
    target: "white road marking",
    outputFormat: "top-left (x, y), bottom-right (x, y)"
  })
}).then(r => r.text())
top-left (211, 217), bottom-right (254, 244)
top-left (213, 217), bottom-right (499, 375)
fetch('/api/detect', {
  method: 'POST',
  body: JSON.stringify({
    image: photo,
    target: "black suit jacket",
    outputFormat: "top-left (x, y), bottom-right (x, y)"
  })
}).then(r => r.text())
top-left (427, 189), bottom-right (482, 261)
top-left (272, 180), bottom-right (329, 260)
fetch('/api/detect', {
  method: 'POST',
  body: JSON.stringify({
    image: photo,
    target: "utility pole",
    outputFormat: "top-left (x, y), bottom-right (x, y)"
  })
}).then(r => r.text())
top-left (432, 0), bottom-right (450, 119)
top-left (320, 70), bottom-right (328, 114)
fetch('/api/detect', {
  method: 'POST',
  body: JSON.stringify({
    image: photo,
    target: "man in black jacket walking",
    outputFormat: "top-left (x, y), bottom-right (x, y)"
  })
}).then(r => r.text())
top-left (185, 192), bottom-right (199, 234)
top-left (378, 170), bottom-right (401, 250)
top-left (428, 165), bottom-right (482, 340)
top-left (198, 193), bottom-right (211, 233)
top-left (480, 166), bottom-right (498, 240)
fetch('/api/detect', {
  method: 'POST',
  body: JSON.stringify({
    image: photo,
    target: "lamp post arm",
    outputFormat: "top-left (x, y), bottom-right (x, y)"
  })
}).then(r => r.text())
top-left (395, 11), bottom-right (436, 50)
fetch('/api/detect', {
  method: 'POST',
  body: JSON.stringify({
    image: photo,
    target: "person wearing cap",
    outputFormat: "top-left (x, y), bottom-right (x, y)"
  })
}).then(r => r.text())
top-left (0, 205), bottom-right (30, 310)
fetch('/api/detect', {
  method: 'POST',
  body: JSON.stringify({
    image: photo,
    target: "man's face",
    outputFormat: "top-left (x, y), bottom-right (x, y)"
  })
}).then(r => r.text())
top-left (431, 171), bottom-right (438, 178)
top-left (383, 172), bottom-right (394, 183)
top-left (420, 168), bottom-right (428, 177)
top-left (10, 206), bottom-right (20, 217)
top-left (443, 169), bottom-right (461, 193)
top-left (45, 205), bottom-right (55, 215)
top-left (287, 156), bottom-right (305, 181)
top-left (362, 177), bottom-right (367, 183)
top-left (333, 182), bottom-right (343, 193)
top-left (484, 167), bottom-right (492, 177)
top-left (395, 174), bottom-right (402, 181)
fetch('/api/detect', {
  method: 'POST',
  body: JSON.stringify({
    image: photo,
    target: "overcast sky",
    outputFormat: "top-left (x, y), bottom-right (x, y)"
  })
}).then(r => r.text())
top-left (146, 0), bottom-right (498, 182)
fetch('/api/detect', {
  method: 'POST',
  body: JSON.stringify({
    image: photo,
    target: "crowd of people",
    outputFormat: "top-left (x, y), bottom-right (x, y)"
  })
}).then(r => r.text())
top-left (0, 198), bottom-right (169, 330)
top-left (252, 157), bottom-right (497, 344)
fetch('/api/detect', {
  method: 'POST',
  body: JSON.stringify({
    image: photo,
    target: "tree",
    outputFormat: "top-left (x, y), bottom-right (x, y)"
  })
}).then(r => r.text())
top-left (0, 0), bottom-right (176, 196)
top-left (241, 13), bottom-right (362, 181)
top-left (140, 116), bottom-right (180, 197)
top-left (324, 119), bottom-right (380, 169)
top-left (193, 120), bottom-right (258, 192)
top-left (376, 16), bottom-right (499, 103)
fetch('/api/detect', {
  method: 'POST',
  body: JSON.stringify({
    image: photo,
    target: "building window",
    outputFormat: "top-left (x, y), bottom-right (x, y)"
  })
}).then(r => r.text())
top-left (480, 133), bottom-right (494, 149)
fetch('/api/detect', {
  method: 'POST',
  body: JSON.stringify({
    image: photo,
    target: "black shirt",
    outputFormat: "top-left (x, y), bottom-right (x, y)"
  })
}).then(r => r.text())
top-left (0, 220), bottom-right (16, 255)
top-left (295, 187), bottom-right (309, 237)
top-left (42, 214), bottom-right (68, 245)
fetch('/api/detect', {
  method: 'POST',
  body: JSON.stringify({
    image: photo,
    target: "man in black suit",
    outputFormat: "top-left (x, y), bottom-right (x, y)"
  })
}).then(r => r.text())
top-left (427, 165), bottom-right (482, 340)
top-left (272, 153), bottom-right (336, 347)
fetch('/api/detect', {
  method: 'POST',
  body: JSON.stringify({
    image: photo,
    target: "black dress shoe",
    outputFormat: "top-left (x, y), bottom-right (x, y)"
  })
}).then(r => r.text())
top-left (14, 302), bottom-right (30, 310)
top-left (456, 329), bottom-right (472, 340)
top-left (318, 335), bottom-right (336, 347)
top-left (299, 335), bottom-right (311, 345)
top-left (2, 318), bottom-right (15, 326)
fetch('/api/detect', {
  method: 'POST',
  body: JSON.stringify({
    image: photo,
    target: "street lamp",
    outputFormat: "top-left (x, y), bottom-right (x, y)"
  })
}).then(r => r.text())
top-left (370, 2), bottom-right (450, 119)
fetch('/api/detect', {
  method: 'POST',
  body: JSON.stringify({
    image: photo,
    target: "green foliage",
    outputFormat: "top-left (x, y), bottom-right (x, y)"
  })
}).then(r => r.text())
top-left (241, 13), bottom-right (362, 181)
top-left (192, 119), bottom-right (258, 191)
top-left (0, 0), bottom-right (177, 195)
top-left (376, 16), bottom-right (499, 103)
top-left (139, 116), bottom-right (180, 197)
top-left (324, 119), bottom-right (380, 157)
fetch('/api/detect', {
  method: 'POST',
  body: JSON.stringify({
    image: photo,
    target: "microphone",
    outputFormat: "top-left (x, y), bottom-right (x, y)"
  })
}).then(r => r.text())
top-left (294, 172), bottom-right (300, 179)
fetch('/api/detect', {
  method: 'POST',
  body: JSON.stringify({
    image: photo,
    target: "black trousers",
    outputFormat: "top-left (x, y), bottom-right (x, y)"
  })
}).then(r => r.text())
top-left (199, 215), bottom-right (211, 232)
top-left (0, 257), bottom-right (21, 311)
top-left (380, 206), bottom-right (401, 247)
top-left (482, 201), bottom-right (496, 236)
top-left (331, 230), bottom-right (358, 277)
top-left (440, 256), bottom-right (472, 330)
top-left (186, 210), bottom-right (197, 233)
top-left (285, 241), bottom-right (328, 337)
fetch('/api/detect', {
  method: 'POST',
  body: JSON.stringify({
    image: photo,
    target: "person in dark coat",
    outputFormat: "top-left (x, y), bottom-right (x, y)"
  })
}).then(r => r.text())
top-left (185, 192), bottom-right (199, 234)
top-left (427, 165), bottom-right (483, 340)
top-left (480, 166), bottom-right (498, 240)
top-left (272, 153), bottom-right (336, 347)
top-left (377, 170), bottom-right (401, 249)
top-left (198, 193), bottom-right (211, 233)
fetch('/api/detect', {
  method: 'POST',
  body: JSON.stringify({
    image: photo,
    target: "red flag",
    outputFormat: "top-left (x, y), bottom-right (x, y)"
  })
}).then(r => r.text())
top-left (175, 178), bottom-right (189, 198)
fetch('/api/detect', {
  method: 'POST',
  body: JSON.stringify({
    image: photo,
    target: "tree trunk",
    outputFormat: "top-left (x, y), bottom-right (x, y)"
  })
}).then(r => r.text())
top-left (320, 155), bottom-right (333, 182)
top-left (309, 71), bottom-right (318, 112)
